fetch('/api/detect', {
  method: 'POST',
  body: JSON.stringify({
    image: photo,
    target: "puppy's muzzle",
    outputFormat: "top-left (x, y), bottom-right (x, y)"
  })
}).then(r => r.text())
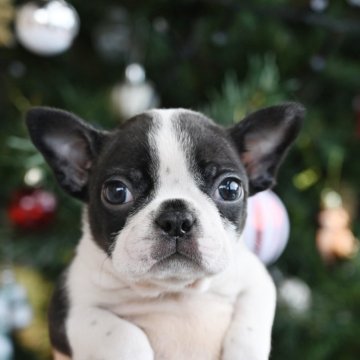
top-left (151, 199), bottom-right (203, 268)
top-left (155, 199), bottom-right (196, 239)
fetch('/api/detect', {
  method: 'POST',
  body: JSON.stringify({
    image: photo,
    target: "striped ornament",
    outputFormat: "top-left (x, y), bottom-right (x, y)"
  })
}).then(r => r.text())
top-left (243, 190), bottom-right (290, 265)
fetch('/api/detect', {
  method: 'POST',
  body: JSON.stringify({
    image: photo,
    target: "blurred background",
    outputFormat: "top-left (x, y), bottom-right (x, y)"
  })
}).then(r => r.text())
top-left (0, 0), bottom-right (359, 359)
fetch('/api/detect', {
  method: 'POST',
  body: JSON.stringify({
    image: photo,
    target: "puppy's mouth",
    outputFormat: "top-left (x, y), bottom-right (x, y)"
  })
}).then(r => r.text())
top-left (158, 251), bottom-right (199, 264)
top-left (150, 240), bottom-right (203, 273)
top-left (150, 252), bottom-right (203, 274)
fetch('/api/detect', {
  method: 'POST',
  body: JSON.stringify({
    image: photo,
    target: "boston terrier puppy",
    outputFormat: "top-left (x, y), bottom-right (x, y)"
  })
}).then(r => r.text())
top-left (26, 103), bottom-right (304, 360)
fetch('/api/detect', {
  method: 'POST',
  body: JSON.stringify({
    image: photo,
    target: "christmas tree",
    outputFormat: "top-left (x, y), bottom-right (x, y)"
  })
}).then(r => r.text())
top-left (0, 0), bottom-right (359, 359)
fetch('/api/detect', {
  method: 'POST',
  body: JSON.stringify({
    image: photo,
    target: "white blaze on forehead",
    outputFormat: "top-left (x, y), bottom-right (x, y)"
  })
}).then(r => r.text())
top-left (145, 109), bottom-right (232, 272)
top-left (149, 109), bottom-right (197, 199)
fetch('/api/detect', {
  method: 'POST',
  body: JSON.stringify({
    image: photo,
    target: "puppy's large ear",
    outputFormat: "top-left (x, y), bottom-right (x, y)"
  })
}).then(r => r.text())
top-left (26, 107), bottom-right (107, 201)
top-left (228, 103), bottom-right (305, 195)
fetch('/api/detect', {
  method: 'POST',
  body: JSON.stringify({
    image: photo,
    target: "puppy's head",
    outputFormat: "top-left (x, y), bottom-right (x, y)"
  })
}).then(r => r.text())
top-left (26, 105), bottom-right (304, 284)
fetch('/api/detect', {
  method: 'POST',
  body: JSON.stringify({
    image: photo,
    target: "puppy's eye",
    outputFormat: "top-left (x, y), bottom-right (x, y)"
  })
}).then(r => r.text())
top-left (102, 180), bottom-right (133, 205)
top-left (215, 178), bottom-right (243, 201)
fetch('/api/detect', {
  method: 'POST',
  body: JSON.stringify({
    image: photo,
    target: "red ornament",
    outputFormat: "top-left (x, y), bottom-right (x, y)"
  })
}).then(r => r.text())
top-left (8, 188), bottom-right (57, 230)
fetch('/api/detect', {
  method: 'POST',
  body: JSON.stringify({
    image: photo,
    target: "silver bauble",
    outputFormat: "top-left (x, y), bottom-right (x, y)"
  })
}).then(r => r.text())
top-left (111, 63), bottom-right (160, 120)
top-left (0, 334), bottom-right (13, 360)
top-left (15, 0), bottom-right (80, 56)
top-left (278, 277), bottom-right (312, 316)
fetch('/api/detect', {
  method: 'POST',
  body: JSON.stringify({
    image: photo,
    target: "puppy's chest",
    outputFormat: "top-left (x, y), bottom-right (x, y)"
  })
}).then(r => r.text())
top-left (116, 293), bottom-right (234, 360)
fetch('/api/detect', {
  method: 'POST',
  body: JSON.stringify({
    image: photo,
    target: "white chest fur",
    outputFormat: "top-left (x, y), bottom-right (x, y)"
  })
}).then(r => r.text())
top-left (116, 292), bottom-right (234, 360)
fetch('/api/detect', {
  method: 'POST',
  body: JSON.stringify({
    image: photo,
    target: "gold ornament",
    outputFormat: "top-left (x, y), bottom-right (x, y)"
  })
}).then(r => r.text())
top-left (0, 0), bottom-right (15, 47)
top-left (14, 266), bottom-right (52, 359)
top-left (316, 189), bottom-right (359, 263)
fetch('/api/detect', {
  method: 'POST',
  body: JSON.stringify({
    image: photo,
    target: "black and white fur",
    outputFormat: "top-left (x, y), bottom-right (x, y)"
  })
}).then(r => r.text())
top-left (26, 104), bottom-right (304, 360)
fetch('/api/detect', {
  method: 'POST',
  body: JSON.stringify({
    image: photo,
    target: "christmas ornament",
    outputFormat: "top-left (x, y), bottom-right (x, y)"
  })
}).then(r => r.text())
top-left (348, 0), bottom-right (360, 7)
top-left (0, 269), bottom-right (33, 360)
top-left (293, 167), bottom-right (319, 191)
top-left (24, 167), bottom-right (44, 187)
top-left (278, 277), bottom-right (312, 316)
top-left (243, 190), bottom-right (290, 265)
top-left (153, 17), bottom-right (169, 34)
top-left (94, 6), bottom-right (130, 61)
top-left (8, 60), bottom-right (26, 78)
top-left (0, 0), bottom-right (15, 47)
top-left (211, 31), bottom-right (228, 47)
top-left (15, 0), bottom-right (79, 56)
top-left (310, 0), bottom-right (328, 12)
top-left (0, 334), bottom-right (13, 360)
top-left (111, 63), bottom-right (160, 120)
top-left (316, 189), bottom-right (359, 263)
top-left (8, 187), bottom-right (57, 230)
top-left (309, 55), bottom-right (326, 72)
top-left (0, 269), bottom-right (33, 330)
top-left (12, 266), bottom-right (53, 357)
top-left (0, 293), bottom-right (12, 333)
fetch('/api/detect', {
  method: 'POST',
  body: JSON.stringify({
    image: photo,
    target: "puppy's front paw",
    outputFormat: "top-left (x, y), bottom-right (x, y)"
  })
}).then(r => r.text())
top-left (69, 312), bottom-right (154, 360)
top-left (109, 327), bottom-right (154, 360)
top-left (222, 349), bottom-right (268, 360)
top-left (73, 328), bottom-right (154, 360)
top-left (222, 341), bottom-right (269, 360)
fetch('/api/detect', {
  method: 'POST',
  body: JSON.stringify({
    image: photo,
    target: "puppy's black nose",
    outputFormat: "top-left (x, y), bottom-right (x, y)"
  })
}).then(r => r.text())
top-left (156, 211), bottom-right (195, 237)
top-left (155, 199), bottom-right (195, 237)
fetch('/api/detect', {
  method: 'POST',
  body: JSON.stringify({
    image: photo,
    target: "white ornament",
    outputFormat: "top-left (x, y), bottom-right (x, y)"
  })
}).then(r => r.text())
top-left (111, 63), bottom-right (160, 120)
top-left (243, 190), bottom-right (290, 265)
top-left (309, 55), bottom-right (326, 72)
top-left (12, 303), bottom-right (33, 330)
top-left (94, 6), bottom-right (130, 61)
top-left (24, 167), bottom-right (44, 186)
top-left (15, 0), bottom-right (80, 56)
top-left (348, 0), bottom-right (360, 6)
top-left (278, 277), bottom-right (312, 315)
top-left (0, 296), bottom-right (12, 333)
top-left (0, 334), bottom-right (13, 360)
top-left (0, 270), bottom-right (33, 330)
top-left (310, 0), bottom-right (328, 12)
